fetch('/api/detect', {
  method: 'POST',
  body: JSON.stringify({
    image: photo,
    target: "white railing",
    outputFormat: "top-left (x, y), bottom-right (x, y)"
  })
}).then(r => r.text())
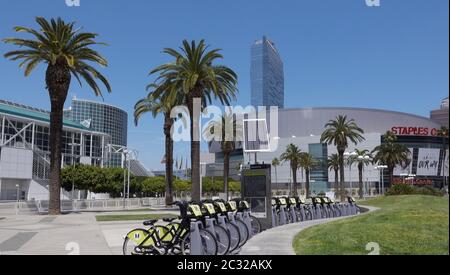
top-left (35, 197), bottom-right (166, 213)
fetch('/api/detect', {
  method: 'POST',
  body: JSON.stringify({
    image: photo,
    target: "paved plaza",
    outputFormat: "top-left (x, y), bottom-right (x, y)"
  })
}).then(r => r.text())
top-left (0, 210), bottom-right (174, 255)
top-left (0, 206), bottom-right (377, 255)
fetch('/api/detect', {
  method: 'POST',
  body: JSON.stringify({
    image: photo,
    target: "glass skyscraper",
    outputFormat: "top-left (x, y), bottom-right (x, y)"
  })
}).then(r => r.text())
top-left (251, 36), bottom-right (285, 108)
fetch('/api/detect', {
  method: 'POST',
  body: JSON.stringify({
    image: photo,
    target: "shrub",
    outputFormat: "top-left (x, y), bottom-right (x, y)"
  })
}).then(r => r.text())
top-left (386, 184), bottom-right (416, 196)
top-left (386, 184), bottom-right (444, 197)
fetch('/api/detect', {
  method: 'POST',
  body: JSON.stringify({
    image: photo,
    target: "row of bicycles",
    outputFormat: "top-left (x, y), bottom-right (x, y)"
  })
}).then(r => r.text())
top-left (122, 198), bottom-right (262, 255)
top-left (272, 196), bottom-right (361, 227)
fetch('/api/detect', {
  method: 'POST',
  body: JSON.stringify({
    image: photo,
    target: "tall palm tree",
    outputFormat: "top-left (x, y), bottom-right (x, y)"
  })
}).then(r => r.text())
top-left (327, 154), bottom-right (340, 196)
top-left (150, 40), bottom-right (238, 201)
top-left (203, 110), bottom-right (242, 200)
top-left (134, 84), bottom-right (182, 206)
top-left (272, 158), bottom-right (280, 193)
top-left (372, 131), bottom-right (411, 187)
top-left (299, 153), bottom-right (318, 199)
top-left (349, 149), bottom-right (372, 199)
top-left (437, 126), bottom-right (449, 189)
top-left (3, 17), bottom-right (111, 215)
top-left (280, 144), bottom-right (302, 196)
top-left (320, 115), bottom-right (365, 201)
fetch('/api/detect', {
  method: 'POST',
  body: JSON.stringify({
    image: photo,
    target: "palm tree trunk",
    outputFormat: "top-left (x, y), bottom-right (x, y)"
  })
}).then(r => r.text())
top-left (388, 166), bottom-right (394, 190)
top-left (358, 164), bottom-right (363, 199)
top-left (334, 168), bottom-right (339, 196)
top-left (223, 151), bottom-right (230, 200)
top-left (46, 60), bottom-right (70, 215)
top-left (305, 169), bottom-right (310, 198)
top-left (292, 166), bottom-right (298, 196)
top-left (187, 95), bottom-right (201, 201)
top-left (164, 115), bottom-right (174, 206)
top-left (338, 151), bottom-right (346, 202)
top-left (48, 101), bottom-right (64, 215)
top-left (275, 167), bottom-right (278, 193)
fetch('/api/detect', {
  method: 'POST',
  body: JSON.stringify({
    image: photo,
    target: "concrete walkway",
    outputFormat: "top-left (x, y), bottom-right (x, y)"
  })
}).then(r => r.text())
top-left (241, 205), bottom-right (379, 255)
top-left (0, 210), bottom-right (176, 255)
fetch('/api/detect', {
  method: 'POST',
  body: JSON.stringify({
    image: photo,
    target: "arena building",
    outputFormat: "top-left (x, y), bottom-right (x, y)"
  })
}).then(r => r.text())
top-left (209, 107), bottom-right (448, 196)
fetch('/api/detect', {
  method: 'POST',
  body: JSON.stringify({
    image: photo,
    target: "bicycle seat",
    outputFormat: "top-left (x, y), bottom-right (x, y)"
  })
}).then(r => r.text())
top-left (143, 219), bottom-right (158, 226)
top-left (163, 218), bottom-right (176, 223)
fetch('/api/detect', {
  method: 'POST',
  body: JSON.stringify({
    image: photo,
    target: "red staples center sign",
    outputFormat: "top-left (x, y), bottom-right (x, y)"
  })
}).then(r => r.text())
top-left (391, 126), bottom-right (438, 137)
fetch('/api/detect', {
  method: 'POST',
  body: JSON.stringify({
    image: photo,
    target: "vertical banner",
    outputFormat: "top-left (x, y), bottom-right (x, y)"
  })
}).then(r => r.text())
top-left (417, 148), bottom-right (440, 176)
top-left (394, 148), bottom-right (413, 176)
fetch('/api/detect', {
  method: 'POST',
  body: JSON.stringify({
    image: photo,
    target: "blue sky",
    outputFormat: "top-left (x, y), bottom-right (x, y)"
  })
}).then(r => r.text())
top-left (0, 0), bottom-right (448, 171)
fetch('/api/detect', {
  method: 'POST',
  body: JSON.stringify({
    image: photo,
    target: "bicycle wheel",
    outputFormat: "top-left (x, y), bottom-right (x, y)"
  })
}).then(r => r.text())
top-left (250, 215), bottom-right (262, 235)
top-left (235, 219), bottom-right (249, 248)
top-left (180, 228), bottom-right (218, 255)
top-left (123, 228), bottom-right (155, 255)
top-left (213, 225), bottom-right (230, 255)
top-left (226, 222), bottom-right (241, 252)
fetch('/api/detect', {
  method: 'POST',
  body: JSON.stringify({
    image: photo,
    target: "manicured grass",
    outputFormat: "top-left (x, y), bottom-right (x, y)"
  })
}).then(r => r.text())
top-left (95, 213), bottom-right (177, 222)
top-left (293, 195), bottom-right (449, 255)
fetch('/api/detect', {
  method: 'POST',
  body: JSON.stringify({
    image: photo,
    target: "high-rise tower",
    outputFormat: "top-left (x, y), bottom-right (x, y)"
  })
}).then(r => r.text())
top-left (251, 36), bottom-right (285, 108)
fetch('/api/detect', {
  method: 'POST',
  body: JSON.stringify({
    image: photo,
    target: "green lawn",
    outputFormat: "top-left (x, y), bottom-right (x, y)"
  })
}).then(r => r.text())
top-left (293, 195), bottom-right (449, 255)
top-left (95, 213), bottom-right (177, 222)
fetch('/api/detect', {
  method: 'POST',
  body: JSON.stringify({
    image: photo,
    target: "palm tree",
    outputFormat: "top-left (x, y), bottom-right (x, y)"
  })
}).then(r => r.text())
top-left (134, 84), bottom-right (182, 206)
top-left (272, 158), bottom-right (280, 193)
top-left (437, 126), bottom-right (449, 189)
top-left (320, 115), bottom-right (365, 201)
top-left (203, 110), bottom-right (242, 200)
top-left (299, 153), bottom-right (318, 198)
top-left (280, 144), bottom-right (302, 196)
top-left (348, 149), bottom-right (372, 199)
top-left (327, 154), bottom-right (340, 195)
top-left (150, 40), bottom-right (238, 201)
top-left (372, 131), bottom-right (411, 187)
top-left (3, 17), bottom-right (111, 215)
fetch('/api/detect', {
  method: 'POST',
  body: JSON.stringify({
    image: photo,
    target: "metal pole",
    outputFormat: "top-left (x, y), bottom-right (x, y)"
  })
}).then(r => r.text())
top-left (381, 169), bottom-right (384, 195)
top-left (123, 154), bottom-right (126, 209)
top-left (127, 158), bottom-right (131, 200)
top-left (16, 184), bottom-right (20, 202)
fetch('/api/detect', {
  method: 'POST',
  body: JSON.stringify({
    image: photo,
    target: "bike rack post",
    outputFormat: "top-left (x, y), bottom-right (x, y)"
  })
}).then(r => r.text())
top-left (349, 203), bottom-right (356, 215)
top-left (204, 217), bottom-right (217, 237)
top-left (290, 206), bottom-right (298, 223)
top-left (190, 220), bottom-right (204, 255)
top-left (279, 206), bottom-right (287, 225)
top-left (315, 204), bottom-right (322, 219)
top-left (241, 211), bottom-right (253, 238)
top-left (272, 206), bottom-right (278, 227)
top-left (299, 205), bottom-right (306, 221)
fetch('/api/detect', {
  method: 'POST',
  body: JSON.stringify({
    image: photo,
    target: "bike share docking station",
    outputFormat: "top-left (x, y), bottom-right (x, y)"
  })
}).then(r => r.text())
top-left (241, 163), bottom-right (273, 230)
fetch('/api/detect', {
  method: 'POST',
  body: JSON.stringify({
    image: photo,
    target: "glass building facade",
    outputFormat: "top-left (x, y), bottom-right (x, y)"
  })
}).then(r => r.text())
top-left (308, 143), bottom-right (329, 194)
top-left (66, 98), bottom-right (128, 167)
top-left (251, 36), bottom-right (285, 109)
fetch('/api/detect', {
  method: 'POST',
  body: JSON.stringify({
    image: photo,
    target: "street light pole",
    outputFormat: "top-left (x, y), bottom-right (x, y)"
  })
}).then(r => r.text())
top-left (16, 184), bottom-right (20, 202)
top-left (344, 151), bottom-right (357, 196)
